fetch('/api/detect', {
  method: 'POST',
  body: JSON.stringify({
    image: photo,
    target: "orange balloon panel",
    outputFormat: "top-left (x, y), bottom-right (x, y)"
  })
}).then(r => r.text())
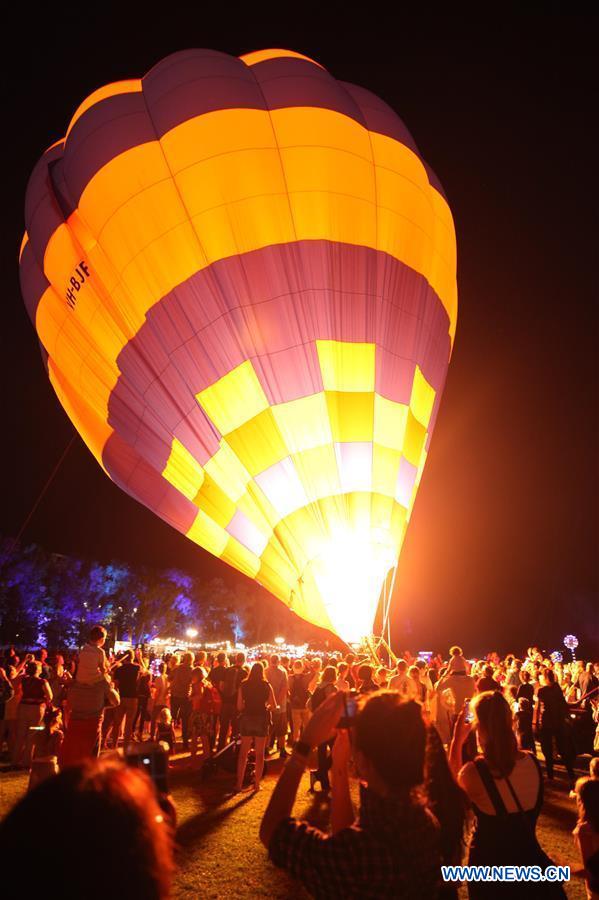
top-left (20, 49), bottom-right (457, 643)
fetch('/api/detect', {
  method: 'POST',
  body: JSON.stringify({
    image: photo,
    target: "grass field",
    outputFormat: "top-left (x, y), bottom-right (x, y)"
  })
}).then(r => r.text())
top-left (0, 753), bottom-right (588, 898)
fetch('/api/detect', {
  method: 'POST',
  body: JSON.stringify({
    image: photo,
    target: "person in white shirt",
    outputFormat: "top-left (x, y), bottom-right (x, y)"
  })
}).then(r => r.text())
top-left (388, 659), bottom-right (410, 696)
top-left (435, 662), bottom-right (477, 745)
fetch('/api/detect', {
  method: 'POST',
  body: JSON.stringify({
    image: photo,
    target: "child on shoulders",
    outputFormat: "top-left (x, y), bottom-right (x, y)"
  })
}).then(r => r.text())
top-left (76, 625), bottom-right (109, 685)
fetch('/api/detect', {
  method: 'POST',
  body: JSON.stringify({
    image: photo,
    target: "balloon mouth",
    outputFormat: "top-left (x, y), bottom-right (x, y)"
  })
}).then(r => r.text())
top-left (299, 530), bottom-right (397, 644)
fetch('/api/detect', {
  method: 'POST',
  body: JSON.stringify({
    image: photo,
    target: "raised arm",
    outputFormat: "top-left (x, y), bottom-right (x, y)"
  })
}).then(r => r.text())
top-left (330, 729), bottom-right (355, 834)
top-left (15, 654), bottom-right (32, 676)
top-left (448, 703), bottom-right (471, 780)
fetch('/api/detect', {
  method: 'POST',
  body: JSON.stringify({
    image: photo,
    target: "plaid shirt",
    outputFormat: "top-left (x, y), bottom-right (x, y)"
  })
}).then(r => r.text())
top-left (269, 784), bottom-right (441, 899)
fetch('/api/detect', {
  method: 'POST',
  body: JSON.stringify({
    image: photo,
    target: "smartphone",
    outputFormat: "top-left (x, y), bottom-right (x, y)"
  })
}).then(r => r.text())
top-left (125, 741), bottom-right (169, 795)
top-left (337, 690), bottom-right (359, 729)
top-left (464, 699), bottom-right (474, 723)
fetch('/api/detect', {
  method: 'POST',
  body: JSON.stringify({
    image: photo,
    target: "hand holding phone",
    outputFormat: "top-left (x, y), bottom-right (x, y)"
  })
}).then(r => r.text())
top-left (337, 690), bottom-right (359, 729)
top-left (464, 698), bottom-right (474, 723)
top-left (125, 740), bottom-right (169, 795)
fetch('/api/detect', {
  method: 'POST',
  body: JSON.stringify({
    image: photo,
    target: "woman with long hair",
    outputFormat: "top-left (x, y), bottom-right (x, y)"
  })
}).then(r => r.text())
top-left (450, 691), bottom-right (566, 897)
top-left (573, 777), bottom-right (599, 900)
top-left (133, 667), bottom-right (152, 741)
top-left (12, 661), bottom-right (53, 767)
top-left (235, 662), bottom-right (276, 792)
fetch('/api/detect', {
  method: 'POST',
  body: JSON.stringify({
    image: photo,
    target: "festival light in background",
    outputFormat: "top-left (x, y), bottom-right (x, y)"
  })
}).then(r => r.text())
top-left (563, 634), bottom-right (579, 661)
top-left (19, 48), bottom-right (457, 643)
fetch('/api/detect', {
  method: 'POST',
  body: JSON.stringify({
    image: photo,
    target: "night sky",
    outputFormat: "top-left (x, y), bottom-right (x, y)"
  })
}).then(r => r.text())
top-left (1, 12), bottom-right (597, 656)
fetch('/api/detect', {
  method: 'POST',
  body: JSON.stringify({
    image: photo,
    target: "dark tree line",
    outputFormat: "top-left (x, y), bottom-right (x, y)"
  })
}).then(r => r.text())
top-left (0, 537), bottom-right (325, 650)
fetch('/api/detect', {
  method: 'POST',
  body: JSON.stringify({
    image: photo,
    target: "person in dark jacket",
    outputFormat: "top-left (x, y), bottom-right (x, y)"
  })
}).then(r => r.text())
top-left (536, 669), bottom-right (575, 782)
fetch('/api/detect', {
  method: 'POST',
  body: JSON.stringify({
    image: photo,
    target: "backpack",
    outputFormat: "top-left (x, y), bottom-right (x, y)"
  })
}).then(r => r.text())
top-left (221, 666), bottom-right (241, 702)
top-left (290, 673), bottom-right (310, 709)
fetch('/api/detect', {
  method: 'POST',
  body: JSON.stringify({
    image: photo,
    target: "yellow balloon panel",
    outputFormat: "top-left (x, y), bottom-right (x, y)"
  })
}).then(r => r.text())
top-left (21, 49), bottom-right (457, 644)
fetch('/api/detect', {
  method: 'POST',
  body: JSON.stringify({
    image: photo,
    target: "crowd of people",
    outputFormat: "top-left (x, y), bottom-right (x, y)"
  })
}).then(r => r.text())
top-left (0, 634), bottom-right (598, 898)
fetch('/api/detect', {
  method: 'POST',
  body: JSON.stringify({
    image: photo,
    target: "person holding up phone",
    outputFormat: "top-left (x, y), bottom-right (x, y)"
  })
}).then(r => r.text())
top-left (260, 692), bottom-right (442, 898)
top-left (449, 692), bottom-right (566, 897)
top-left (464, 699), bottom-right (475, 723)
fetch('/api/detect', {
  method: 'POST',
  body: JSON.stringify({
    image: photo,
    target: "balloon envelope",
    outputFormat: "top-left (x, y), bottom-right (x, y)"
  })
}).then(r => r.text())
top-left (20, 48), bottom-right (457, 643)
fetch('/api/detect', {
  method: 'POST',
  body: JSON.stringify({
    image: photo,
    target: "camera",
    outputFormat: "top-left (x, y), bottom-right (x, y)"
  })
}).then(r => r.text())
top-left (125, 741), bottom-right (169, 795)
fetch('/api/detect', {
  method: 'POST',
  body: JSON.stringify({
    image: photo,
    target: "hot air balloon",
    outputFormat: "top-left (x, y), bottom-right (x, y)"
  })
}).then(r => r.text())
top-left (19, 48), bottom-right (457, 645)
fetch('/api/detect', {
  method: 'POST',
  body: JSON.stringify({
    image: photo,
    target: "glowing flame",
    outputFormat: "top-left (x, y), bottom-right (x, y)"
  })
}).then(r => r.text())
top-left (307, 530), bottom-right (396, 644)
